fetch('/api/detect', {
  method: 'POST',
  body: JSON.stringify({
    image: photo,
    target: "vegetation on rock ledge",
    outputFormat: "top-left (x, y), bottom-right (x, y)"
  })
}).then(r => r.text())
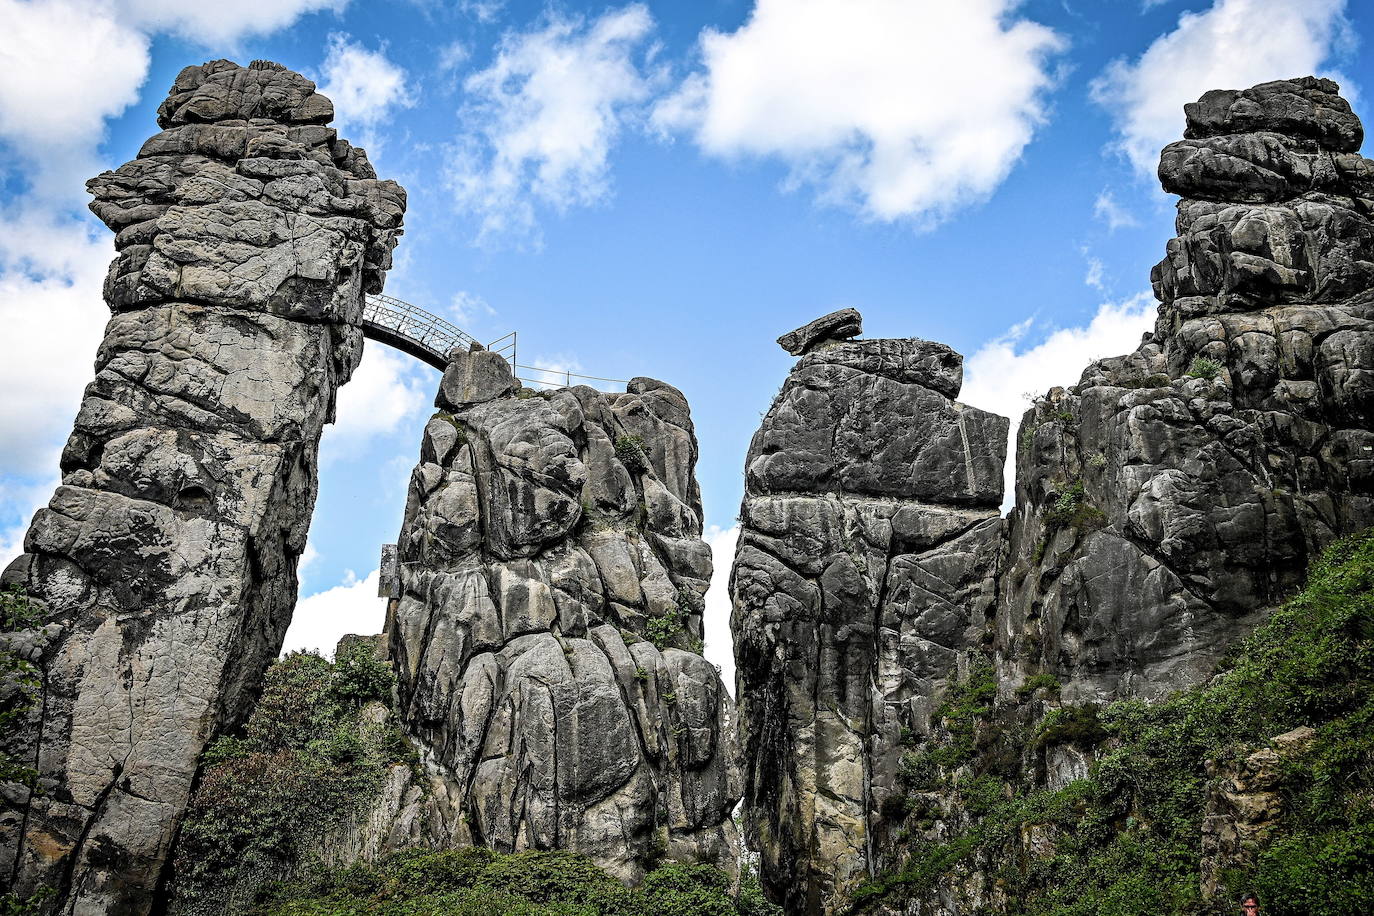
top-left (255, 847), bottom-right (779, 916)
top-left (857, 527), bottom-right (1374, 916)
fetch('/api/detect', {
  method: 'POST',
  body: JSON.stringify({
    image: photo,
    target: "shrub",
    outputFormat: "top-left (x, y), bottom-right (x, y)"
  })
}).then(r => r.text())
top-left (615, 435), bottom-right (647, 472)
top-left (0, 585), bottom-right (44, 785)
top-left (1186, 356), bottom-right (1223, 380)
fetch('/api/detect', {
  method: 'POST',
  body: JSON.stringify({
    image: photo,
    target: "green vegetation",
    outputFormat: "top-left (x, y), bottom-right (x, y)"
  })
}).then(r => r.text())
top-left (615, 435), bottom-right (648, 472)
top-left (1015, 672), bottom-right (1062, 700)
top-left (852, 528), bottom-right (1374, 916)
top-left (0, 584), bottom-right (44, 786)
top-left (645, 611), bottom-right (684, 651)
top-left (1186, 356), bottom-right (1224, 380)
top-left (1042, 481), bottom-right (1107, 535)
top-left (174, 642), bottom-right (413, 906)
top-left (254, 847), bottom-right (780, 916)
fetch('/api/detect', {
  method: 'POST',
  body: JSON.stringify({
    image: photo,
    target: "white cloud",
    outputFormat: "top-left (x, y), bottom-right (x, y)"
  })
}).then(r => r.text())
top-left (118, 0), bottom-right (346, 46)
top-left (460, 0), bottom-right (503, 23)
top-left (702, 524), bottom-right (738, 695)
top-left (446, 4), bottom-right (656, 244)
top-left (283, 568), bottom-right (387, 657)
top-left (0, 212), bottom-right (111, 475)
top-left (0, 0), bottom-right (150, 199)
top-left (1093, 190), bottom-right (1139, 231)
top-left (449, 290), bottom-right (495, 327)
top-left (655, 0), bottom-right (1066, 224)
top-left (1084, 253), bottom-right (1106, 291)
top-left (962, 293), bottom-right (1158, 508)
top-left (1091, 0), bottom-right (1354, 176)
top-left (318, 33), bottom-right (415, 154)
top-left (324, 344), bottom-right (429, 459)
top-left (437, 40), bottom-right (470, 78)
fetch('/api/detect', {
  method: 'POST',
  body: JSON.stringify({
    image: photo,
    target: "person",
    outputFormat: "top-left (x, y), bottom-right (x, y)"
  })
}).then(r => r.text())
top-left (1241, 892), bottom-right (1260, 915)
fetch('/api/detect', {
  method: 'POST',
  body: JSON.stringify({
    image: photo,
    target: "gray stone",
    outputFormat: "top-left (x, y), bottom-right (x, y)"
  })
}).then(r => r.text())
top-left (387, 373), bottom-right (740, 882)
top-left (436, 349), bottom-right (518, 408)
top-left (776, 307), bottom-right (863, 355)
top-left (0, 59), bottom-right (405, 915)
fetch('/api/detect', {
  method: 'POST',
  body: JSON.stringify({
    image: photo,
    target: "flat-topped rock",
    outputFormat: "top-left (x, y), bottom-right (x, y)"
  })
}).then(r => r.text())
top-left (776, 307), bottom-right (862, 355)
top-left (1184, 76), bottom-right (1362, 151)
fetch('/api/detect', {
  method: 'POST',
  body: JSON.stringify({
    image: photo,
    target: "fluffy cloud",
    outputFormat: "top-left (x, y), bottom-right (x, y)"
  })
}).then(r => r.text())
top-left (0, 0), bottom-right (150, 197)
top-left (962, 293), bottom-right (1158, 507)
top-left (655, 0), bottom-right (1065, 224)
top-left (1093, 190), bottom-right (1139, 231)
top-left (283, 568), bottom-right (387, 657)
top-left (446, 4), bottom-right (656, 244)
top-left (448, 290), bottom-right (495, 327)
top-left (1091, 0), bottom-right (1354, 176)
top-left (0, 213), bottom-right (111, 475)
top-left (119, 0), bottom-right (346, 45)
top-left (318, 33), bottom-right (415, 154)
top-left (702, 524), bottom-right (739, 695)
top-left (323, 344), bottom-right (430, 458)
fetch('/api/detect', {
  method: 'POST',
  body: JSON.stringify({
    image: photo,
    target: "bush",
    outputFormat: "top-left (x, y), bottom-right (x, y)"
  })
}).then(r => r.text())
top-left (1186, 357), bottom-right (1223, 380)
top-left (259, 849), bottom-right (765, 916)
top-left (615, 435), bottom-right (647, 472)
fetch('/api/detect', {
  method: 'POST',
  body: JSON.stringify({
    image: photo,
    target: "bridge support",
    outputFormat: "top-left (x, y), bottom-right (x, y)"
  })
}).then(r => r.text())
top-left (0, 60), bottom-right (405, 914)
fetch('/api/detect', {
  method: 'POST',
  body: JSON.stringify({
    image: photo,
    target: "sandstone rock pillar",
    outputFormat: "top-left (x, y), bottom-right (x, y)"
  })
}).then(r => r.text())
top-left (386, 350), bottom-right (741, 880)
top-left (731, 311), bottom-right (1008, 913)
top-left (999, 77), bottom-right (1374, 702)
top-left (0, 60), bottom-right (405, 913)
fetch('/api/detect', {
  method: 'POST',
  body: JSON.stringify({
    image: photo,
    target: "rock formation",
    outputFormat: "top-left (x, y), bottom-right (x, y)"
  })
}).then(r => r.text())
top-left (1002, 75), bottom-right (1374, 701)
top-left (731, 310), bottom-right (1008, 911)
top-left (385, 350), bottom-right (740, 881)
top-left (0, 60), bottom-right (405, 914)
top-left (733, 77), bottom-right (1374, 913)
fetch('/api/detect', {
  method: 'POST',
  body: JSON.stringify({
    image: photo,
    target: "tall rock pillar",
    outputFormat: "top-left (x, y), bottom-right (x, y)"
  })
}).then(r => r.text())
top-left (387, 351), bottom-right (741, 880)
top-left (1000, 77), bottom-right (1374, 701)
top-left (0, 60), bottom-right (406, 913)
top-left (731, 311), bottom-right (1008, 913)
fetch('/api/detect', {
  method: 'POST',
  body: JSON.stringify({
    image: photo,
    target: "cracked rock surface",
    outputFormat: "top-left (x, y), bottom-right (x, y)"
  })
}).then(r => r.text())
top-left (731, 329), bottom-right (1008, 912)
top-left (733, 76), bottom-right (1374, 916)
top-left (387, 352), bottom-right (740, 882)
top-left (1000, 76), bottom-right (1374, 703)
top-left (0, 59), bottom-right (405, 915)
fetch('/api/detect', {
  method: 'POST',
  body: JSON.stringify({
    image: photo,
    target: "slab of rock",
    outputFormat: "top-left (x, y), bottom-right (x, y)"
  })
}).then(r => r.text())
top-left (386, 377), bottom-right (740, 882)
top-left (0, 59), bottom-right (405, 915)
top-left (732, 332), bottom-right (1006, 911)
top-left (776, 307), bottom-right (863, 355)
top-left (436, 348), bottom-right (518, 407)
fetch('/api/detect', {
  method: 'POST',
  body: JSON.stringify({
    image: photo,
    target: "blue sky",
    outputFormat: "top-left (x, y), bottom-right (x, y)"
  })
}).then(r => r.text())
top-left (0, 0), bottom-right (1368, 679)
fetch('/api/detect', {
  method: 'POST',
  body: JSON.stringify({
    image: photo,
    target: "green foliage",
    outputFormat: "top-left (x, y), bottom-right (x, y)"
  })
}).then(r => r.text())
top-left (851, 528), bottom-right (1374, 916)
top-left (1016, 673), bottom-right (1061, 700)
top-left (646, 610), bottom-right (685, 651)
top-left (258, 849), bottom-right (766, 916)
top-left (0, 585), bottom-right (45, 787)
top-left (1034, 703), bottom-right (1107, 749)
top-left (615, 435), bottom-right (647, 472)
top-left (1186, 357), bottom-right (1223, 380)
top-left (1042, 481), bottom-right (1107, 534)
top-left (174, 650), bottom-right (411, 905)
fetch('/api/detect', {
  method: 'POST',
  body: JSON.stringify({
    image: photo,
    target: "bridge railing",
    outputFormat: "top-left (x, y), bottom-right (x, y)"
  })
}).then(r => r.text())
top-left (362, 294), bottom-right (479, 366)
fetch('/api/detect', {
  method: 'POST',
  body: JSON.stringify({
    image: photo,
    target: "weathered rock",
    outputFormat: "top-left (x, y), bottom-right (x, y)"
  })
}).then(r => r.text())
top-left (0, 60), bottom-right (405, 914)
top-left (776, 307), bottom-right (863, 355)
top-left (1003, 76), bottom-right (1374, 703)
top-left (386, 359), bottom-right (740, 882)
top-left (733, 77), bottom-right (1374, 916)
top-left (732, 316), bottom-right (1007, 912)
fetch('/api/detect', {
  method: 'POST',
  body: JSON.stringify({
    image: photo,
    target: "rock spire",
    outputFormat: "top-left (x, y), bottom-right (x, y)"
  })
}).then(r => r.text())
top-left (0, 59), bottom-right (405, 914)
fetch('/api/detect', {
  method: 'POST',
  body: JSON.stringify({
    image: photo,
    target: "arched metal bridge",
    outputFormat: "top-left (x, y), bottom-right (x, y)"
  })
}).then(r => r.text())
top-left (362, 293), bottom-right (515, 371)
top-left (362, 293), bottom-right (627, 390)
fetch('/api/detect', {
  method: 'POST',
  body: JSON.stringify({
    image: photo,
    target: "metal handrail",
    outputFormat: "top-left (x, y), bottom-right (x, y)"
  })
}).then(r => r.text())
top-left (361, 294), bottom-right (626, 388)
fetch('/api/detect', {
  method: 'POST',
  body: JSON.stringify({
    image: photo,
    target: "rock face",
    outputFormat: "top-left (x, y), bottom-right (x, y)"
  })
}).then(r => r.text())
top-left (386, 353), bottom-right (740, 881)
top-left (732, 325), bottom-right (1008, 911)
top-left (0, 60), bottom-right (404, 914)
top-left (1001, 75), bottom-right (1374, 702)
top-left (733, 77), bottom-right (1374, 914)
